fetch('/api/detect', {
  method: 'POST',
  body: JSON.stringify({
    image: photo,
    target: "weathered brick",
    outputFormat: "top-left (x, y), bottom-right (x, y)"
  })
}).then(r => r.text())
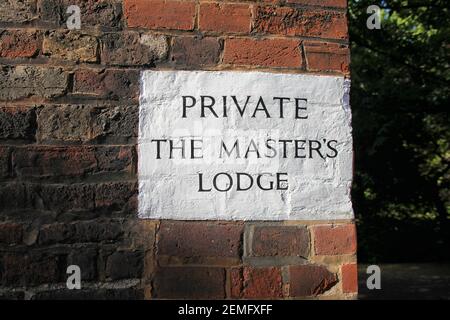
top-left (12, 146), bottom-right (133, 179)
top-left (0, 183), bottom-right (27, 212)
top-left (124, 0), bottom-right (195, 31)
top-left (154, 267), bottom-right (225, 299)
top-left (0, 29), bottom-right (41, 58)
top-left (43, 30), bottom-right (98, 62)
top-left (73, 69), bottom-right (139, 101)
top-left (0, 251), bottom-right (64, 286)
top-left (0, 223), bottom-right (23, 245)
top-left (199, 3), bottom-right (251, 33)
top-left (38, 220), bottom-right (123, 245)
top-left (289, 264), bottom-right (337, 297)
top-left (38, 0), bottom-right (123, 29)
top-left (21, 183), bottom-right (96, 213)
top-left (126, 220), bottom-right (157, 250)
top-left (0, 183), bottom-right (96, 213)
top-left (0, 107), bottom-right (36, 140)
top-left (0, 0), bottom-right (37, 23)
top-left (313, 224), bottom-right (357, 255)
top-left (0, 66), bottom-right (68, 101)
top-left (304, 41), bottom-right (349, 73)
top-left (158, 221), bottom-right (243, 260)
top-left (253, 6), bottom-right (348, 40)
top-left (231, 267), bottom-right (283, 299)
top-left (0, 146), bottom-right (10, 178)
top-left (67, 247), bottom-right (98, 281)
top-left (223, 38), bottom-right (302, 68)
top-left (95, 181), bottom-right (137, 213)
top-left (106, 250), bottom-right (143, 280)
top-left (101, 32), bottom-right (168, 66)
top-left (251, 225), bottom-right (310, 257)
top-left (36, 104), bottom-right (138, 144)
top-left (171, 36), bottom-right (222, 67)
top-left (286, 0), bottom-right (347, 8)
top-left (341, 263), bottom-right (358, 293)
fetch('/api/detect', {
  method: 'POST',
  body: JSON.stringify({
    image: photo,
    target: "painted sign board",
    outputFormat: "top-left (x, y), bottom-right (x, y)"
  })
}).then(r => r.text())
top-left (138, 70), bottom-right (353, 220)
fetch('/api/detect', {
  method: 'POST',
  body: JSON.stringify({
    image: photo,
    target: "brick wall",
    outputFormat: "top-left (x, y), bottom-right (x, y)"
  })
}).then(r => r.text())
top-left (0, 0), bottom-right (356, 299)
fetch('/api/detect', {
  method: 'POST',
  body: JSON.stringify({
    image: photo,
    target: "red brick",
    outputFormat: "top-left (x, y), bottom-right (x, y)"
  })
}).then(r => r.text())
top-left (253, 6), bottom-right (348, 40)
top-left (0, 29), bottom-right (41, 58)
top-left (223, 38), bottom-right (302, 68)
top-left (313, 224), bottom-right (357, 255)
top-left (12, 146), bottom-right (133, 179)
top-left (251, 225), bottom-right (310, 257)
top-left (199, 3), bottom-right (251, 33)
top-left (342, 263), bottom-right (358, 293)
top-left (171, 36), bottom-right (222, 66)
top-left (304, 41), bottom-right (349, 73)
top-left (73, 69), bottom-right (139, 101)
top-left (289, 264), bottom-right (337, 297)
top-left (0, 223), bottom-right (23, 244)
top-left (286, 0), bottom-right (347, 8)
top-left (158, 221), bottom-right (243, 259)
top-left (154, 267), bottom-right (225, 299)
top-left (231, 267), bottom-right (283, 299)
top-left (124, 0), bottom-right (196, 30)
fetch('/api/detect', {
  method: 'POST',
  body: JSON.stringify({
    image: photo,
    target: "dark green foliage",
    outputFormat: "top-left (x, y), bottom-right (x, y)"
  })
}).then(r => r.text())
top-left (349, 0), bottom-right (450, 262)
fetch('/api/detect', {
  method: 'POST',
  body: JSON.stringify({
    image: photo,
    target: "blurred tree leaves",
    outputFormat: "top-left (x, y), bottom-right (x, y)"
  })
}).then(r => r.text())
top-left (349, 0), bottom-right (449, 262)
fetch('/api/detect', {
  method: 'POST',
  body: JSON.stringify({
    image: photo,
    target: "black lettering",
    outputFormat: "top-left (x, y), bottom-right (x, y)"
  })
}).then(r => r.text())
top-left (236, 173), bottom-right (253, 191)
top-left (151, 139), bottom-right (167, 159)
top-left (279, 140), bottom-right (293, 158)
top-left (213, 173), bottom-right (233, 192)
top-left (327, 139), bottom-right (338, 158)
top-left (191, 139), bottom-right (203, 159)
top-left (252, 96), bottom-right (271, 118)
top-left (182, 96), bottom-right (196, 118)
top-left (198, 173), bottom-right (212, 192)
top-left (169, 139), bottom-right (186, 159)
top-left (294, 140), bottom-right (307, 158)
top-left (276, 172), bottom-right (288, 190)
top-left (231, 96), bottom-right (251, 116)
top-left (220, 140), bottom-right (240, 158)
top-left (309, 140), bottom-right (324, 159)
top-left (245, 139), bottom-right (261, 158)
top-left (200, 95), bottom-right (218, 117)
top-left (265, 139), bottom-right (277, 158)
top-left (295, 98), bottom-right (308, 119)
top-left (273, 97), bottom-right (290, 118)
top-left (257, 173), bottom-right (274, 191)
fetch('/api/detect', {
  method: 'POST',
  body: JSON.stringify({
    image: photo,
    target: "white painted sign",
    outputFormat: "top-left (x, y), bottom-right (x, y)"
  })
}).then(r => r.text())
top-left (138, 70), bottom-right (353, 220)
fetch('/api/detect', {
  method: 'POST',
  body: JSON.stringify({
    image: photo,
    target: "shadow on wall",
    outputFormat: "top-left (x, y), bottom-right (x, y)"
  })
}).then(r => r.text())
top-left (356, 216), bottom-right (449, 263)
top-left (358, 264), bottom-right (450, 300)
